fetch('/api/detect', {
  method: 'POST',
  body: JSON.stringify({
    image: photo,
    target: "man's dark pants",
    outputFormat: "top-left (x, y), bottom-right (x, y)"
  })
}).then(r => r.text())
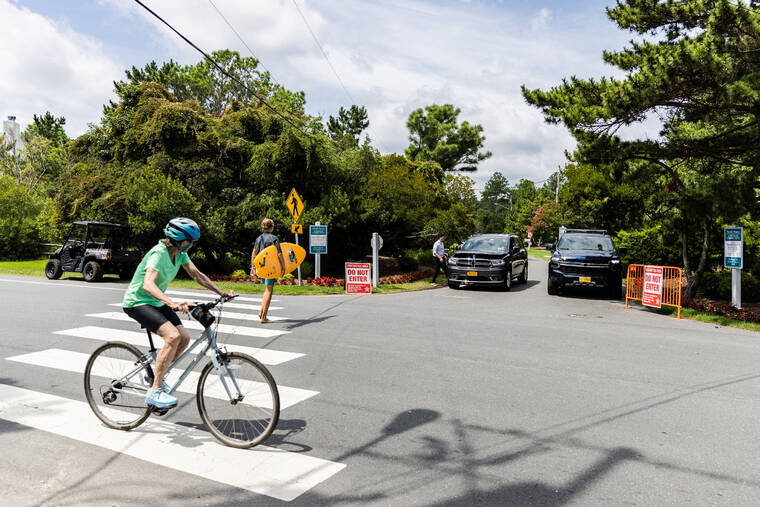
top-left (432, 256), bottom-right (448, 283)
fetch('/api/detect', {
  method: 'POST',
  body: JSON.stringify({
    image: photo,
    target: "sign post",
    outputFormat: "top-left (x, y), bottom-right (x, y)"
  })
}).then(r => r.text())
top-left (642, 265), bottom-right (664, 308)
top-left (309, 222), bottom-right (328, 278)
top-left (370, 233), bottom-right (383, 287)
top-left (345, 262), bottom-right (372, 294)
top-left (285, 188), bottom-right (305, 285)
top-left (725, 226), bottom-right (743, 309)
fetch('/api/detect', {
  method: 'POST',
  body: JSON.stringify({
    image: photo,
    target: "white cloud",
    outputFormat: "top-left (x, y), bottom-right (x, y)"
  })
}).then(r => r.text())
top-left (530, 8), bottom-right (552, 32)
top-left (0, 0), bottom-right (122, 137)
top-left (3, 0), bottom-right (635, 194)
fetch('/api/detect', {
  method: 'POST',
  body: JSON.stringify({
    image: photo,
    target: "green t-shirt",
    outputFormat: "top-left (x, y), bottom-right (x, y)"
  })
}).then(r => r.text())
top-left (122, 241), bottom-right (190, 308)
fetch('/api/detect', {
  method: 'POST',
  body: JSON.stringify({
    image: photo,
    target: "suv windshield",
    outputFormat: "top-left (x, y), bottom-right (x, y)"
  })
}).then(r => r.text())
top-left (461, 237), bottom-right (509, 252)
top-left (558, 235), bottom-right (614, 252)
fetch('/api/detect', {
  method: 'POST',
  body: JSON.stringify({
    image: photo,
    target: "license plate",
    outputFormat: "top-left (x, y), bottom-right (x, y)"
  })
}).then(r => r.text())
top-left (467, 271), bottom-right (478, 276)
top-left (579, 276), bottom-right (591, 283)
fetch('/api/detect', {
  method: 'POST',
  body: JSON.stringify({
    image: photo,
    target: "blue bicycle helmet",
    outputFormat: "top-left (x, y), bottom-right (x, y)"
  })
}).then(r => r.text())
top-left (164, 217), bottom-right (200, 251)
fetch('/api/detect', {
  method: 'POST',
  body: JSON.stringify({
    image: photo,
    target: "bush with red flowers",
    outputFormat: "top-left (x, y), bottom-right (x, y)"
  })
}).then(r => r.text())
top-left (686, 298), bottom-right (760, 324)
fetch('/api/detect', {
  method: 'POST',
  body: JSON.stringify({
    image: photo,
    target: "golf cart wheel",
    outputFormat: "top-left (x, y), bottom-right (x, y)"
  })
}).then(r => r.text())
top-left (45, 259), bottom-right (63, 280)
top-left (83, 261), bottom-right (103, 282)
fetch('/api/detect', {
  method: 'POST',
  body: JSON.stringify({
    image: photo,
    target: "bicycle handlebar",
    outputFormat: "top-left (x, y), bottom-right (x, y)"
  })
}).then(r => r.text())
top-left (173, 293), bottom-right (237, 313)
top-left (196, 293), bottom-right (237, 311)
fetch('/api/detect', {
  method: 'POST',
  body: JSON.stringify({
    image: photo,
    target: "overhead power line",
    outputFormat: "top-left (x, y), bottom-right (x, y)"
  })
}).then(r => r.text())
top-left (132, 0), bottom-right (306, 134)
top-left (291, 0), bottom-right (386, 152)
top-left (291, 0), bottom-right (356, 105)
top-left (206, 0), bottom-right (280, 87)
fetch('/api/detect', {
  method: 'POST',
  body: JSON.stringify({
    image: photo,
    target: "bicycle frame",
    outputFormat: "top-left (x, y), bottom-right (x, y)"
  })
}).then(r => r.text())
top-left (111, 324), bottom-right (243, 403)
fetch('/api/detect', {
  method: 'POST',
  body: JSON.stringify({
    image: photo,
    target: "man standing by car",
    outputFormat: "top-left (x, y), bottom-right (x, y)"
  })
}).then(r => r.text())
top-left (431, 233), bottom-right (448, 286)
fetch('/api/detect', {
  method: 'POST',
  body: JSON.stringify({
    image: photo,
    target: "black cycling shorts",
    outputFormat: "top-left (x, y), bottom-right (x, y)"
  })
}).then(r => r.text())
top-left (123, 304), bottom-right (183, 333)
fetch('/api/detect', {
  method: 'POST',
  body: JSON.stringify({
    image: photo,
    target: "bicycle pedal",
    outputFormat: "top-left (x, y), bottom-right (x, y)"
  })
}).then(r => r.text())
top-left (149, 406), bottom-right (172, 416)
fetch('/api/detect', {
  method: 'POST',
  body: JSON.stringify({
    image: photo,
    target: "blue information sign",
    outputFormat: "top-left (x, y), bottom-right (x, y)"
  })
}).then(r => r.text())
top-left (724, 227), bottom-right (743, 269)
top-left (309, 225), bottom-right (328, 254)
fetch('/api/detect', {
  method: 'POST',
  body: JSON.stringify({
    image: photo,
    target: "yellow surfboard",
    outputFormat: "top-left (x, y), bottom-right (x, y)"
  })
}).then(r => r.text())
top-left (253, 242), bottom-right (306, 279)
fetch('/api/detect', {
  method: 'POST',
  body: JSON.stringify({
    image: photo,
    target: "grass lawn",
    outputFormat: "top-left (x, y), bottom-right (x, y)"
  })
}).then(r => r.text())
top-left (528, 247), bottom-right (552, 261)
top-left (0, 259), bottom-right (442, 295)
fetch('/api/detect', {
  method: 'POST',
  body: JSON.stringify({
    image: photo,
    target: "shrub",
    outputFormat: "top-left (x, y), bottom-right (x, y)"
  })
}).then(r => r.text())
top-left (616, 226), bottom-right (680, 267)
top-left (230, 269), bottom-right (247, 280)
top-left (701, 270), bottom-right (760, 303)
top-left (687, 298), bottom-right (760, 324)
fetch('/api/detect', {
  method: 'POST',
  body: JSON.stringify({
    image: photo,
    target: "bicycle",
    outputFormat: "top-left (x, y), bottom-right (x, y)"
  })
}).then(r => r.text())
top-left (83, 294), bottom-right (280, 448)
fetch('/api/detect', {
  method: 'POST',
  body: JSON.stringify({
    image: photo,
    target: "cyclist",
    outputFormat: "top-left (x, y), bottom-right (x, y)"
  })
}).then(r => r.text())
top-left (122, 217), bottom-right (234, 409)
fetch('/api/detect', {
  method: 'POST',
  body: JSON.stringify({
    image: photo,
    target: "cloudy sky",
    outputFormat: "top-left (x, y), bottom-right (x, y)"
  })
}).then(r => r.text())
top-left (0, 0), bottom-right (634, 192)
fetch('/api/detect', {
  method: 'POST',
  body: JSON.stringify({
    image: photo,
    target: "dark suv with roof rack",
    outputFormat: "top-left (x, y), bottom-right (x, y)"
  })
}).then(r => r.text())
top-left (546, 229), bottom-right (625, 299)
top-left (447, 233), bottom-right (528, 290)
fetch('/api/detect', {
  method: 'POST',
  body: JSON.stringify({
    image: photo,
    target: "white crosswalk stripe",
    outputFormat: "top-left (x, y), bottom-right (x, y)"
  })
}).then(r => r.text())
top-left (87, 312), bottom-right (290, 338)
top-left (0, 384), bottom-right (345, 502)
top-left (7, 349), bottom-right (318, 410)
top-left (53, 326), bottom-right (303, 365)
top-left (165, 289), bottom-right (278, 303)
top-left (107, 302), bottom-right (288, 319)
top-left (1, 294), bottom-right (345, 499)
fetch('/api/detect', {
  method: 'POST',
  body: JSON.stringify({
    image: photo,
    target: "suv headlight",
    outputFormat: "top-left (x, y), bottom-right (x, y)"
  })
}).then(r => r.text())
top-left (610, 259), bottom-right (620, 265)
top-left (490, 259), bottom-right (507, 266)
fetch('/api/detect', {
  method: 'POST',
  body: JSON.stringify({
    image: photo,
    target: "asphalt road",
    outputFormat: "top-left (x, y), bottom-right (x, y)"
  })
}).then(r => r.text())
top-left (2, 259), bottom-right (760, 506)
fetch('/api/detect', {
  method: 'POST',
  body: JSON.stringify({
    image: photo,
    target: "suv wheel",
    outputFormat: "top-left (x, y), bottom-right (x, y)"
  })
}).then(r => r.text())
top-left (503, 270), bottom-right (512, 291)
top-left (518, 262), bottom-right (528, 284)
top-left (609, 277), bottom-right (622, 299)
top-left (547, 277), bottom-right (558, 295)
top-left (45, 259), bottom-right (63, 280)
top-left (83, 261), bottom-right (103, 282)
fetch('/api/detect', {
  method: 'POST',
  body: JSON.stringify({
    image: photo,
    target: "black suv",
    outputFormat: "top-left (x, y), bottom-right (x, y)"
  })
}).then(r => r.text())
top-left (447, 233), bottom-right (528, 290)
top-left (546, 229), bottom-right (625, 298)
top-left (45, 221), bottom-right (142, 282)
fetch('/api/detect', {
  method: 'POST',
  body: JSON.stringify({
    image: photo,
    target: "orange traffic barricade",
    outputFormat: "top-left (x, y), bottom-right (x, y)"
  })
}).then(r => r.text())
top-left (625, 264), bottom-right (684, 318)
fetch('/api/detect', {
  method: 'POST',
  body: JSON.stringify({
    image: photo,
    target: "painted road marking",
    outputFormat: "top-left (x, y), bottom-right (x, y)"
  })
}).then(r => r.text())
top-left (53, 327), bottom-right (303, 366)
top-left (165, 289), bottom-right (278, 303)
top-left (6, 349), bottom-right (318, 410)
top-left (87, 312), bottom-right (290, 338)
top-left (0, 384), bottom-right (344, 501)
top-left (107, 303), bottom-right (288, 320)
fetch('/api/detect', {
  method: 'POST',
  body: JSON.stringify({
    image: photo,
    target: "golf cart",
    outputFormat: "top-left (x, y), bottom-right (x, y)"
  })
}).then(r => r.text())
top-left (45, 221), bottom-right (142, 282)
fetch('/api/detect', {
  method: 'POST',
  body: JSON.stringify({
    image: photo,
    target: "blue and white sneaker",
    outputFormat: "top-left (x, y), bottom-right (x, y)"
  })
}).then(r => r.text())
top-left (146, 388), bottom-right (178, 409)
top-left (145, 375), bottom-right (170, 393)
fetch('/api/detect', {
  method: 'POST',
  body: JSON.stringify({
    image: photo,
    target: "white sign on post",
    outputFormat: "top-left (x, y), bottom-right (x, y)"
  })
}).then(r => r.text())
top-left (309, 225), bottom-right (328, 254)
top-left (724, 227), bottom-right (743, 269)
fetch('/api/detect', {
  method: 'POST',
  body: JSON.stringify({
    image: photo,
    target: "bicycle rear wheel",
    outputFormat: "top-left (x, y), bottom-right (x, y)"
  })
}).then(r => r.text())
top-left (84, 341), bottom-right (152, 430)
top-left (197, 352), bottom-right (280, 448)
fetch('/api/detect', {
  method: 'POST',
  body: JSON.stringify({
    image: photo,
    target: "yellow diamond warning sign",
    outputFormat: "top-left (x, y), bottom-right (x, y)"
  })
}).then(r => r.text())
top-left (285, 188), bottom-right (304, 222)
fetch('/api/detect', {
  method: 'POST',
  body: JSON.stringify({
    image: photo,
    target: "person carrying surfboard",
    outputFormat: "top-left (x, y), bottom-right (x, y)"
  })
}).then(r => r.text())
top-left (250, 218), bottom-right (286, 323)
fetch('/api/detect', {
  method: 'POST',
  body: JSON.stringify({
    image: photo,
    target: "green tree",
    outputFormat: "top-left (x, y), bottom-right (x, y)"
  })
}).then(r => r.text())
top-left (0, 176), bottom-right (45, 259)
top-left (113, 50), bottom-right (306, 117)
top-left (327, 105), bottom-right (369, 148)
top-left (405, 104), bottom-right (491, 172)
top-left (477, 172), bottom-right (511, 233)
top-left (522, 0), bottom-right (760, 299)
top-left (25, 112), bottom-right (68, 148)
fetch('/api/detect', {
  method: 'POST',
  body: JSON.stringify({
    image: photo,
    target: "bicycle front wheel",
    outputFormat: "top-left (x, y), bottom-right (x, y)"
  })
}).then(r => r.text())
top-left (197, 352), bottom-right (280, 448)
top-left (84, 341), bottom-right (152, 430)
